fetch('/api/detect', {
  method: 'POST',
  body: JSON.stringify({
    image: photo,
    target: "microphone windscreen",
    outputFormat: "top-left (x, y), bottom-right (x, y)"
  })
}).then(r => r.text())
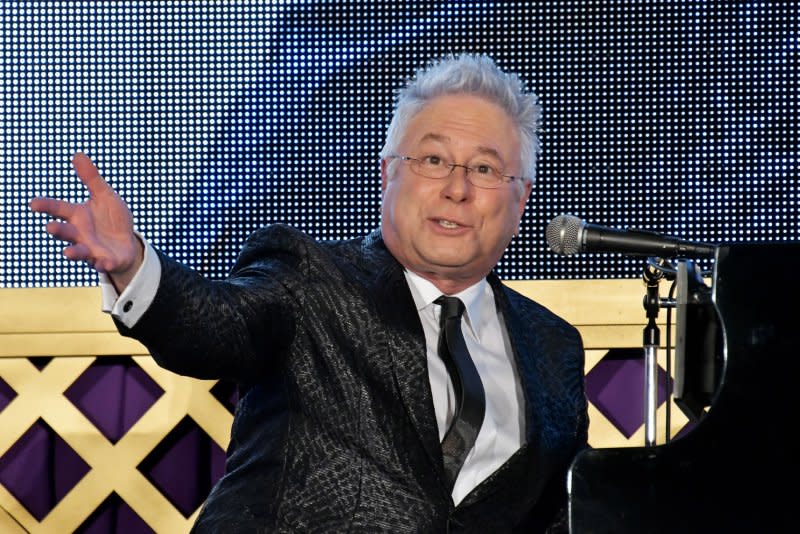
top-left (546, 214), bottom-right (583, 255)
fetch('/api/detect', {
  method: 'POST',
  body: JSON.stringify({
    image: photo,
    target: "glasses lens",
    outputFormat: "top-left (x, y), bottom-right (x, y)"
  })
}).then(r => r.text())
top-left (467, 164), bottom-right (504, 189)
top-left (470, 174), bottom-right (503, 188)
top-left (413, 156), bottom-right (450, 179)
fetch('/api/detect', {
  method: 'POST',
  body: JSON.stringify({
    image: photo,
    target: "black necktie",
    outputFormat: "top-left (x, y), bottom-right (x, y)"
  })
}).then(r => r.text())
top-left (434, 296), bottom-right (486, 490)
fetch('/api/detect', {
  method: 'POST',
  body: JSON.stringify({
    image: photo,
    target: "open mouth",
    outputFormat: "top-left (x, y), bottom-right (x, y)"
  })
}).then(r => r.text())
top-left (437, 219), bottom-right (462, 229)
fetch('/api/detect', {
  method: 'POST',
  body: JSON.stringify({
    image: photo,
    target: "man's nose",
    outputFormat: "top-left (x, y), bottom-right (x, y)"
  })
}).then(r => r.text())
top-left (441, 164), bottom-right (473, 201)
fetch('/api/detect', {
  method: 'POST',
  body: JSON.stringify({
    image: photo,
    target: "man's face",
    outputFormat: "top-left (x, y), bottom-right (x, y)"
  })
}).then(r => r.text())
top-left (381, 93), bottom-right (532, 293)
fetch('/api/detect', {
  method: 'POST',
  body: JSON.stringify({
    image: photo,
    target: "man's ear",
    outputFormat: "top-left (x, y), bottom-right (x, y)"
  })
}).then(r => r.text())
top-left (513, 180), bottom-right (533, 236)
top-left (380, 158), bottom-right (390, 193)
top-left (517, 179), bottom-right (533, 216)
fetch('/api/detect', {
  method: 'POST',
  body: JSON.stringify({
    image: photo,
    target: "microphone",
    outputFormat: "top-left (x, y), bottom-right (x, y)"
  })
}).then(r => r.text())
top-left (546, 214), bottom-right (717, 258)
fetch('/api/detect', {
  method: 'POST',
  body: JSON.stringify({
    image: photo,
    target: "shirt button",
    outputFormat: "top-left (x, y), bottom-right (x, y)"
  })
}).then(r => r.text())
top-left (123, 301), bottom-right (133, 312)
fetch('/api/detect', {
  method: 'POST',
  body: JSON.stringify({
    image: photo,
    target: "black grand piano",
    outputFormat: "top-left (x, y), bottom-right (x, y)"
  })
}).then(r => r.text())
top-left (568, 243), bottom-right (798, 533)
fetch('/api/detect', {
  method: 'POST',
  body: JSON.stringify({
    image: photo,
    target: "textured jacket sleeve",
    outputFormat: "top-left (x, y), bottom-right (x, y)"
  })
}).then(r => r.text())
top-left (113, 224), bottom-right (311, 382)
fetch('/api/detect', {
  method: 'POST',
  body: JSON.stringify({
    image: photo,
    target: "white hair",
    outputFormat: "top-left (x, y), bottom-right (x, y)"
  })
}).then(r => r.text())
top-left (380, 53), bottom-right (542, 183)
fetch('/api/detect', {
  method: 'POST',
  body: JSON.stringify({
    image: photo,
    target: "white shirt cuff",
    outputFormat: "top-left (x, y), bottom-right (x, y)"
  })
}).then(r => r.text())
top-left (100, 234), bottom-right (162, 328)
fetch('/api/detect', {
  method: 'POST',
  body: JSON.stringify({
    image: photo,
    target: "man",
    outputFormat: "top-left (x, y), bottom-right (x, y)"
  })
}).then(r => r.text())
top-left (30, 53), bottom-right (588, 532)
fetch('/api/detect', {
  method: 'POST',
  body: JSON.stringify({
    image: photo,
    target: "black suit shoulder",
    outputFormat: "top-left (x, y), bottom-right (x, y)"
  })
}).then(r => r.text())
top-left (498, 281), bottom-right (579, 336)
top-left (234, 223), bottom-right (388, 285)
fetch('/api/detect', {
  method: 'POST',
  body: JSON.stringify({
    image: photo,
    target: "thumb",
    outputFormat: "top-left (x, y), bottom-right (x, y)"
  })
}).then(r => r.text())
top-left (72, 152), bottom-right (113, 197)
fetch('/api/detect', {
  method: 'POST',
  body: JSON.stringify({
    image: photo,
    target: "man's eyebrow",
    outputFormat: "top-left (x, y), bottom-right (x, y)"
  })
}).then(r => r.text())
top-left (474, 146), bottom-right (504, 162)
top-left (418, 132), bottom-right (450, 144)
top-left (418, 134), bottom-right (504, 161)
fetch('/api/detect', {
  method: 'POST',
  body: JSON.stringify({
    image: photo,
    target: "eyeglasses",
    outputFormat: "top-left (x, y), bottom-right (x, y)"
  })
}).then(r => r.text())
top-left (387, 154), bottom-right (527, 189)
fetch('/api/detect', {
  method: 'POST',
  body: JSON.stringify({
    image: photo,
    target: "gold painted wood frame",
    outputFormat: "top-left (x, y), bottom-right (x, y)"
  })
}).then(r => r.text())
top-left (0, 282), bottom-right (688, 533)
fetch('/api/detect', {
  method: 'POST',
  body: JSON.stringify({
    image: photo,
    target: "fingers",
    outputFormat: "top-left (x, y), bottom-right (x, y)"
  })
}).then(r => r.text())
top-left (45, 220), bottom-right (80, 243)
top-left (72, 152), bottom-right (111, 197)
top-left (63, 244), bottom-right (117, 273)
top-left (63, 243), bottom-right (91, 263)
top-left (29, 197), bottom-right (76, 220)
top-left (29, 152), bottom-right (113, 220)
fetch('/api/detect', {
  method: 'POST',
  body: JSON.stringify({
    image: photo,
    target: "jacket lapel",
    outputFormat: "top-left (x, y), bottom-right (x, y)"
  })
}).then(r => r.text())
top-left (365, 233), bottom-right (445, 481)
top-left (459, 275), bottom-right (544, 506)
top-left (489, 275), bottom-right (542, 446)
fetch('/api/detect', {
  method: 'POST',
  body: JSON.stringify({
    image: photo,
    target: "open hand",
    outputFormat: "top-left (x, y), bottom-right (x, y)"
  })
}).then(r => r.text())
top-left (29, 152), bottom-right (143, 283)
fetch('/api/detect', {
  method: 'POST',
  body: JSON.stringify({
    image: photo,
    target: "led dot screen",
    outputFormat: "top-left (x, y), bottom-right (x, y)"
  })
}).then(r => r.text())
top-left (2, 1), bottom-right (797, 287)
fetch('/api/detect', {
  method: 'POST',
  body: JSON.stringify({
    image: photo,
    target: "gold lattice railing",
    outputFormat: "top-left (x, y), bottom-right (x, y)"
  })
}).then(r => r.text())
top-left (0, 281), bottom-right (690, 533)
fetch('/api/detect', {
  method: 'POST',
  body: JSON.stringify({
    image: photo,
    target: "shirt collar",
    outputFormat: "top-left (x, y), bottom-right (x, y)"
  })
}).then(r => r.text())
top-left (403, 269), bottom-right (491, 341)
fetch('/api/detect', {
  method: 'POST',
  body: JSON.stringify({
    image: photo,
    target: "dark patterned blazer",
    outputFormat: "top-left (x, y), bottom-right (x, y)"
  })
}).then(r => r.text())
top-left (115, 224), bottom-right (588, 533)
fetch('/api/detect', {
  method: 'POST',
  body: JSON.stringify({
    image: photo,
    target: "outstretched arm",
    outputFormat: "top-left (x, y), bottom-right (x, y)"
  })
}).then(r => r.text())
top-left (29, 152), bottom-right (143, 292)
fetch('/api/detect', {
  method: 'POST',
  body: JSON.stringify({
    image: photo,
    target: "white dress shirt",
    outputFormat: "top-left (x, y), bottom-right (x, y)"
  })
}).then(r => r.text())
top-left (101, 238), bottom-right (526, 505)
top-left (403, 270), bottom-right (525, 505)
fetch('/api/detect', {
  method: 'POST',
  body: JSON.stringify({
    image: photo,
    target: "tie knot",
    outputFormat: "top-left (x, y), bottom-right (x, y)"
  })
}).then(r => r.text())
top-left (435, 296), bottom-right (465, 321)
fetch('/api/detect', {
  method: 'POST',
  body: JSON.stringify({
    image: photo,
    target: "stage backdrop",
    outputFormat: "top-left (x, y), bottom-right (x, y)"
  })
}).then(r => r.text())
top-left (0, 1), bottom-right (796, 533)
top-left (2, 1), bottom-right (796, 286)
